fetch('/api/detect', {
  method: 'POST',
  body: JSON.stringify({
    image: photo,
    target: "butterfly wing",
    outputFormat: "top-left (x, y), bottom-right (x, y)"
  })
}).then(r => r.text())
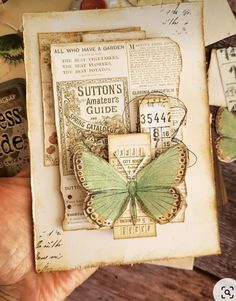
top-left (136, 187), bottom-right (184, 224)
top-left (216, 107), bottom-right (236, 139)
top-left (73, 150), bottom-right (128, 227)
top-left (137, 143), bottom-right (187, 188)
top-left (216, 137), bottom-right (236, 163)
top-left (136, 143), bottom-right (187, 223)
top-left (215, 107), bottom-right (236, 162)
top-left (83, 192), bottom-right (129, 228)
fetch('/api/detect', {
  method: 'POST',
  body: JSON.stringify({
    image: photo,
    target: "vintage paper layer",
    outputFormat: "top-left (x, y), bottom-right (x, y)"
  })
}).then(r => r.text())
top-left (24, 2), bottom-right (220, 272)
top-left (216, 47), bottom-right (236, 112)
top-left (208, 49), bottom-right (227, 107)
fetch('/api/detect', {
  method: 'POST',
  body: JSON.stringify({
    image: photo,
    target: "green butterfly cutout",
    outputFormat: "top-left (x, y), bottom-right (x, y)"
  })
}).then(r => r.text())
top-left (73, 143), bottom-right (188, 228)
top-left (0, 34), bottom-right (24, 64)
top-left (216, 107), bottom-right (236, 163)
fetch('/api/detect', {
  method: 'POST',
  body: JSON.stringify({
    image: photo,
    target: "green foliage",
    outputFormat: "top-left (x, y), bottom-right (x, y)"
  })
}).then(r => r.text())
top-left (0, 34), bottom-right (24, 63)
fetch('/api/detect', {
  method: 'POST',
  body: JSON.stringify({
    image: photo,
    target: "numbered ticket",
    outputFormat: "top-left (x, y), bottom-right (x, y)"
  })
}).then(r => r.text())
top-left (217, 47), bottom-right (236, 111)
top-left (139, 94), bottom-right (172, 157)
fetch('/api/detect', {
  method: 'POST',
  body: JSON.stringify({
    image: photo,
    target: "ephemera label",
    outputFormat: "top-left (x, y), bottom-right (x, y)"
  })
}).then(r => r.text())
top-left (57, 78), bottom-right (129, 175)
top-left (38, 32), bottom-right (82, 167)
top-left (217, 47), bottom-right (236, 111)
top-left (108, 133), bottom-right (157, 239)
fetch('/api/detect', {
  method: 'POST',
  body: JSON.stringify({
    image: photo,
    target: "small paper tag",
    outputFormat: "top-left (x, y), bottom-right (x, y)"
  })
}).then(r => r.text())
top-left (217, 47), bottom-right (236, 111)
top-left (108, 133), bottom-right (157, 239)
top-left (139, 94), bottom-right (172, 157)
top-left (113, 202), bottom-right (156, 239)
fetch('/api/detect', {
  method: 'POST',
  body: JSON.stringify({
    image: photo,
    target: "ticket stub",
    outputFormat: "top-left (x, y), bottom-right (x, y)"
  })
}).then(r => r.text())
top-left (217, 47), bottom-right (236, 111)
top-left (139, 94), bottom-right (172, 157)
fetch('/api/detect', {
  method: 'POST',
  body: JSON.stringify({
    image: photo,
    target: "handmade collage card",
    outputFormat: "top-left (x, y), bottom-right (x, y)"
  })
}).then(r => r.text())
top-left (23, 2), bottom-right (220, 272)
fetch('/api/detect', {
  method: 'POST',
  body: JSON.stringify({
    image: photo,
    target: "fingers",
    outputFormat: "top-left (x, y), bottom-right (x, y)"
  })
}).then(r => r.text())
top-left (62, 267), bottom-right (98, 298)
top-left (74, 267), bottom-right (97, 285)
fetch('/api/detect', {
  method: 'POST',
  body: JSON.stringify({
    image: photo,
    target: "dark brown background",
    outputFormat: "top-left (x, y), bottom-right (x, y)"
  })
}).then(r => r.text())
top-left (66, 2), bottom-right (236, 300)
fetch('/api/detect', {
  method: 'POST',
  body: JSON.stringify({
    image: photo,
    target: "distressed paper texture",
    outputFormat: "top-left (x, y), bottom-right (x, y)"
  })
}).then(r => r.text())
top-left (82, 30), bottom-right (146, 42)
top-left (208, 49), bottom-right (227, 107)
top-left (41, 29), bottom-right (146, 230)
top-left (51, 43), bottom-right (131, 230)
top-left (39, 32), bottom-right (82, 167)
top-left (203, 0), bottom-right (236, 46)
top-left (51, 37), bottom-right (185, 231)
top-left (113, 0), bottom-right (236, 46)
top-left (108, 133), bottom-right (156, 239)
top-left (127, 38), bottom-right (182, 132)
top-left (216, 47), bottom-right (236, 112)
top-left (150, 257), bottom-right (194, 270)
top-left (39, 28), bottom-right (144, 167)
top-left (24, 2), bottom-right (219, 272)
top-left (1, 0), bottom-right (235, 46)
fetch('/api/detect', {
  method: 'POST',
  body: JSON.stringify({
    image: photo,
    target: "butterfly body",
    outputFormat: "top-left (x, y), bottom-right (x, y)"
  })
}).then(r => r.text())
top-left (73, 143), bottom-right (188, 228)
top-left (126, 179), bottom-right (138, 225)
top-left (127, 179), bottom-right (137, 197)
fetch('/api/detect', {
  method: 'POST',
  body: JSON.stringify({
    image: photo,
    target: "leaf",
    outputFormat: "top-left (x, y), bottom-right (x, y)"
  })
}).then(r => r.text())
top-left (0, 34), bottom-right (24, 63)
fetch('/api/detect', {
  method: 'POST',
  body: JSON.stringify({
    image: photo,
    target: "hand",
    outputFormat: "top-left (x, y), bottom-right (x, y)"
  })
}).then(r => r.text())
top-left (0, 167), bottom-right (96, 301)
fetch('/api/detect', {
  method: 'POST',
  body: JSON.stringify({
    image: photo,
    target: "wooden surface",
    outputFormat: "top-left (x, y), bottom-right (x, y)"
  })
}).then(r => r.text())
top-left (67, 265), bottom-right (218, 301)
top-left (66, 3), bottom-right (236, 300)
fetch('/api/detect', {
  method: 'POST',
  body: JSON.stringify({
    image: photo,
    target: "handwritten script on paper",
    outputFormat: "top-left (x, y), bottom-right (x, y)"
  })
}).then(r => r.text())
top-left (161, 4), bottom-right (192, 35)
top-left (35, 230), bottom-right (64, 272)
